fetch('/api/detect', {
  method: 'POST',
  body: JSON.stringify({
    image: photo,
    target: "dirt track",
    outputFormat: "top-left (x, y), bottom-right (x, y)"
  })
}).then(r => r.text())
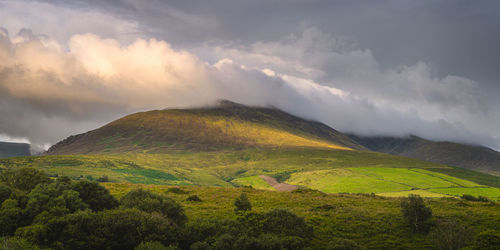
top-left (259, 175), bottom-right (298, 191)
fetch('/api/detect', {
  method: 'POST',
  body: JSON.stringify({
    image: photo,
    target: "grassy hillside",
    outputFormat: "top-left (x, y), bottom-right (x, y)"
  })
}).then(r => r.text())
top-left (349, 135), bottom-right (500, 176)
top-left (2, 148), bottom-right (499, 200)
top-left (47, 101), bottom-right (362, 154)
top-left (103, 183), bottom-right (500, 249)
top-left (0, 141), bottom-right (30, 158)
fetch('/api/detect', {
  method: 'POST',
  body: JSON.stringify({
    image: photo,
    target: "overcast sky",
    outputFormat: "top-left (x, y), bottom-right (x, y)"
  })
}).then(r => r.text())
top-left (1, 0), bottom-right (499, 150)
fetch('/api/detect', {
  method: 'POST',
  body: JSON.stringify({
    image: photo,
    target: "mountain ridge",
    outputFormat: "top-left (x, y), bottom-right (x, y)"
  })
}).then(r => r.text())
top-left (348, 134), bottom-right (500, 176)
top-left (0, 141), bottom-right (31, 158)
top-left (47, 101), bottom-right (364, 155)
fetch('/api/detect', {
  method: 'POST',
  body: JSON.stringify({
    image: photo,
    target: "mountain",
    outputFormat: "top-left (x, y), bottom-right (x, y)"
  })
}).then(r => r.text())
top-left (47, 100), bottom-right (364, 155)
top-left (0, 141), bottom-right (31, 158)
top-left (348, 135), bottom-right (500, 176)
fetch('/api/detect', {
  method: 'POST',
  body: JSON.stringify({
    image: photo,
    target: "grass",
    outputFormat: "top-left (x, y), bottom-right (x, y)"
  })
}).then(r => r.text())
top-left (377, 190), bottom-right (452, 198)
top-left (429, 187), bottom-right (500, 199)
top-left (0, 148), bottom-right (498, 198)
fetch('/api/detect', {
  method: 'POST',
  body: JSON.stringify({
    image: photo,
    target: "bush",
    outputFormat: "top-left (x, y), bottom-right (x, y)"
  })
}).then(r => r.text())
top-left (0, 184), bottom-right (12, 204)
top-left (96, 175), bottom-right (109, 182)
top-left (400, 194), bottom-right (432, 232)
top-left (0, 236), bottom-right (41, 250)
top-left (0, 168), bottom-right (51, 191)
top-left (135, 241), bottom-right (179, 250)
top-left (429, 219), bottom-right (472, 250)
top-left (473, 230), bottom-right (500, 249)
top-left (121, 189), bottom-right (187, 226)
top-left (261, 209), bottom-right (313, 239)
top-left (461, 194), bottom-right (491, 202)
top-left (71, 180), bottom-right (119, 211)
top-left (326, 238), bottom-right (365, 250)
top-left (186, 195), bottom-right (202, 202)
top-left (234, 193), bottom-right (252, 213)
top-left (167, 187), bottom-right (188, 194)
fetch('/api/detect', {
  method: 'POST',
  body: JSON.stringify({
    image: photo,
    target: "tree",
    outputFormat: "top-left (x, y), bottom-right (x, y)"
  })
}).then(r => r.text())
top-left (473, 230), bottom-right (500, 250)
top-left (261, 209), bottom-right (313, 239)
top-left (120, 189), bottom-right (187, 226)
top-left (71, 180), bottom-right (118, 211)
top-left (400, 194), bottom-right (432, 232)
top-left (0, 168), bottom-right (51, 191)
top-left (0, 184), bottom-right (12, 204)
top-left (234, 193), bottom-right (252, 213)
top-left (430, 219), bottom-right (472, 250)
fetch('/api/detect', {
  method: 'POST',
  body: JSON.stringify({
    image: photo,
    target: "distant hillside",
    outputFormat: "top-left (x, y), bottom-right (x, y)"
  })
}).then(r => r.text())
top-left (348, 135), bottom-right (500, 176)
top-left (0, 141), bottom-right (31, 158)
top-left (47, 101), bottom-right (364, 154)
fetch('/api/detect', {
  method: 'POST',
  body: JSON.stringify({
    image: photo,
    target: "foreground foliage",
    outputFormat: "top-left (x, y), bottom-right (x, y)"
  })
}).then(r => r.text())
top-left (0, 168), bottom-right (499, 249)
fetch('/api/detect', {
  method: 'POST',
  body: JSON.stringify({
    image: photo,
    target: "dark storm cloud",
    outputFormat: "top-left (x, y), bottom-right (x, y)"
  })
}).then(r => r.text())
top-left (0, 0), bottom-right (499, 150)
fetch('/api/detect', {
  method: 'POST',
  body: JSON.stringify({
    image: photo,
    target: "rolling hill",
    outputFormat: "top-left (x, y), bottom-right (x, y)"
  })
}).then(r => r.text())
top-left (348, 135), bottom-right (500, 176)
top-left (1, 101), bottom-right (496, 200)
top-left (0, 141), bottom-right (31, 158)
top-left (47, 100), bottom-right (364, 154)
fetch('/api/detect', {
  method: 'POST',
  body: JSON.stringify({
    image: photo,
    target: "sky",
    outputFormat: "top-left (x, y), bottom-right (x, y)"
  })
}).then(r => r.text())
top-left (0, 0), bottom-right (499, 150)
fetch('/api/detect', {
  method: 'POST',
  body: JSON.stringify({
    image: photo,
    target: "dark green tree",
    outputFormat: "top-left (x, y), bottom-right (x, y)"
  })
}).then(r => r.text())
top-left (0, 168), bottom-right (51, 191)
top-left (234, 193), bottom-right (252, 213)
top-left (0, 184), bottom-right (12, 204)
top-left (473, 230), bottom-right (500, 250)
top-left (261, 209), bottom-right (313, 239)
top-left (121, 188), bottom-right (187, 226)
top-left (71, 180), bottom-right (118, 211)
top-left (400, 194), bottom-right (432, 232)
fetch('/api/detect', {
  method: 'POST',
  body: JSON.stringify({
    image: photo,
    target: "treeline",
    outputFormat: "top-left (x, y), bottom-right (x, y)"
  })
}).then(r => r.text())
top-left (0, 168), bottom-right (314, 249)
top-left (1, 168), bottom-right (499, 249)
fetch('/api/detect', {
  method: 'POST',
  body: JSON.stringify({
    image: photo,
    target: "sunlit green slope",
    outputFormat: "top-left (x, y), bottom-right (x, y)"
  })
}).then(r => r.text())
top-left (47, 101), bottom-right (361, 154)
top-left (2, 148), bottom-right (499, 199)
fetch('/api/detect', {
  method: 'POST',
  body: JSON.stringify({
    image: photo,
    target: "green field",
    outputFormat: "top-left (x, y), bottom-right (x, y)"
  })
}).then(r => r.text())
top-left (1, 148), bottom-right (499, 199)
top-left (231, 175), bottom-right (275, 190)
top-left (429, 187), bottom-right (500, 199)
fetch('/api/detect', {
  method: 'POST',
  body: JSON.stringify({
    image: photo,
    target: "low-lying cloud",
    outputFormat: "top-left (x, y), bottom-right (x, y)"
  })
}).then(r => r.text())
top-left (0, 26), bottom-right (499, 150)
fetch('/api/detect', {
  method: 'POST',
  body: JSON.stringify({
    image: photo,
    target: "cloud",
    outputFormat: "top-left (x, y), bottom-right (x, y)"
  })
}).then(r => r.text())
top-left (0, 24), bottom-right (499, 151)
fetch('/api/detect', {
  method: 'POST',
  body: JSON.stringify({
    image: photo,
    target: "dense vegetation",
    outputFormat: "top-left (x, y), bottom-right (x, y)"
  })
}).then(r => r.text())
top-left (1, 168), bottom-right (499, 249)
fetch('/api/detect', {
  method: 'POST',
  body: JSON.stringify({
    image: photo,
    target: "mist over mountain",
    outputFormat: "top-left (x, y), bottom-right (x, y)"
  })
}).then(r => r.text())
top-left (47, 101), bottom-right (363, 155)
top-left (349, 134), bottom-right (500, 176)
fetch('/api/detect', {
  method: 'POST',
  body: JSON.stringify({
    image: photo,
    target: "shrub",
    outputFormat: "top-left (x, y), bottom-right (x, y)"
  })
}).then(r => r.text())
top-left (121, 189), bottom-right (187, 226)
top-left (71, 180), bottom-right (118, 211)
top-left (400, 194), bottom-right (432, 232)
top-left (0, 236), bottom-right (41, 250)
top-left (461, 194), bottom-right (491, 202)
top-left (96, 175), bottom-right (109, 182)
top-left (135, 241), bottom-right (179, 250)
top-left (0, 184), bottom-right (12, 204)
top-left (186, 195), bottom-right (202, 202)
top-left (0, 168), bottom-right (51, 191)
top-left (234, 193), bottom-right (252, 213)
top-left (0, 199), bottom-right (24, 235)
top-left (473, 230), bottom-right (500, 249)
top-left (326, 238), bottom-right (365, 250)
top-left (261, 209), bottom-right (313, 239)
top-left (166, 187), bottom-right (188, 194)
top-left (429, 219), bottom-right (472, 250)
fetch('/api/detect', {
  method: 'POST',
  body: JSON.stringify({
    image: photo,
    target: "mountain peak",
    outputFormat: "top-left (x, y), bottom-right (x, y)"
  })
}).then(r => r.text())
top-left (47, 103), bottom-right (364, 155)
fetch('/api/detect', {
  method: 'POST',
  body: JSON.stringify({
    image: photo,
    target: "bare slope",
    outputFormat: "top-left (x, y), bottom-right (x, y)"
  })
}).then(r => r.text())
top-left (47, 101), bottom-right (363, 154)
top-left (348, 135), bottom-right (500, 176)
